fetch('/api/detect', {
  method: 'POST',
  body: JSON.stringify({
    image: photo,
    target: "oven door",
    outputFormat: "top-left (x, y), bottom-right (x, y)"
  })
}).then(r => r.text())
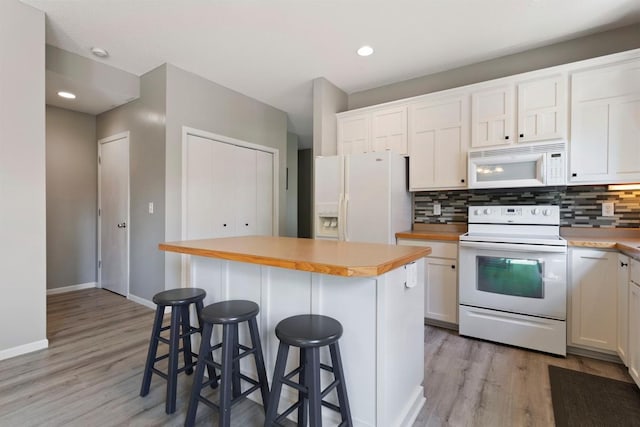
top-left (459, 240), bottom-right (567, 320)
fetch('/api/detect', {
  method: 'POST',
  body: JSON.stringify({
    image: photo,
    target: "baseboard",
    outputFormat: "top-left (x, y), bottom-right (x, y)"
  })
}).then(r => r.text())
top-left (0, 339), bottom-right (48, 361)
top-left (47, 282), bottom-right (97, 295)
top-left (425, 318), bottom-right (459, 331)
top-left (127, 293), bottom-right (156, 310)
top-left (567, 346), bottom-right (624, 364)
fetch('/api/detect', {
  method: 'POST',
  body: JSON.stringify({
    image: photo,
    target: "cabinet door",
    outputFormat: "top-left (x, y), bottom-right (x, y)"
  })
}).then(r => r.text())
top-left (629, 280), bottom-right (640, 387)
top-left (471, 85), bottom-right (513, 147)
top-left (618, 254), bottom-right (630, 365)
top-left (517, 75), bottom-right (565, 143)
top-left (610, 96), bottom-right (640, 181)
top-left (409, 96), bottom-right (469, 190)
top-left (371, 106), bottom-right (407, 154)
top-left (256, 150), bottom-right (274, 236)
top-left (425, 257), bottom-right (458, 324)
top-left (570, 249), bottom-right (618, 351)
top-left (185, 135), bottom-right (216, 239)
top-left (211, 140), bottom-right (238, 237)
top-left (569, 100), bottom-right (610, 182)
top-left (338, 114), bottom-right (370, 155)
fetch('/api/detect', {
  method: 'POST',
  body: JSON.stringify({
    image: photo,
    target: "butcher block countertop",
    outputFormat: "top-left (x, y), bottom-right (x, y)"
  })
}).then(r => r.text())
top-left (159, 236), bottom-right (431, 277)
top-left (395, 223), bottom-right (467, 242)
top-left (561, 227), bottom-right (640, 257)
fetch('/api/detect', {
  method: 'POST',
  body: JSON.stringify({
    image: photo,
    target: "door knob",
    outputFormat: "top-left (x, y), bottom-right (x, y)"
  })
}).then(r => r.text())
top-left (117, 222), bottom-right (127, 228)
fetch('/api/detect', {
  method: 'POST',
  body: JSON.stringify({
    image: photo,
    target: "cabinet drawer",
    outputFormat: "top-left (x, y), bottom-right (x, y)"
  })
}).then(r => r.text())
top-left (397, 239), bottom-right (457, 259)
top-left (631, 258), bottom-right (640, 285)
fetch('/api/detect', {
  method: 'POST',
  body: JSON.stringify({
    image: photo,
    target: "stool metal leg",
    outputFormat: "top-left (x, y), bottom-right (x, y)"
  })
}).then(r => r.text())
top-left (306, 347), bottom-right (323, 427)
top-left (194, 300), bottom-right (217, 383)
top-left (166, 306), bottom-right (181, 414)
top-left (180, 305), bottom-right (194, 375)
top-left (185, 321), bottom-right (213, 427)
top-left (265, 341), bottom-right (290, 425)
top-left (248, 317), bottom-right (270, 410)
top-left (140, 305), bottom-right (164, 397)
top-left (219, 323), bottom-right (236, 427)
top-left (231, 324), bottom-right (241, 399)
top-left (330, 342), bottom-right (353, 426)
top-left (297, 348), bottom-right (308, 427)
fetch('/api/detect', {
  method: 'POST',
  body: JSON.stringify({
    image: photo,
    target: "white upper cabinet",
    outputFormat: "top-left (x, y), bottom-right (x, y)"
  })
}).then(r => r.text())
top-left (337, 106), bottom-right (407, 156)
top-left (337, 113), bottom-right (370, 155)
top-left (517, 75), bottom-right (565, 143)
top-left (570, 58), bottom-right (640, 184)
top-left (409, 95), bottom-right (469, 190)
top-left (471, 75), bottom-right (566, 148)
top-left (371, 106), bottom-right (407, 154)
top-left (471, 85), bottom-right (513, 147)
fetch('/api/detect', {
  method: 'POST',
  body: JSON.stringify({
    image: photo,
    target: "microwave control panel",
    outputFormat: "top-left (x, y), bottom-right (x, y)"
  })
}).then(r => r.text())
top-left (546, 152), bottom-right (566, 186)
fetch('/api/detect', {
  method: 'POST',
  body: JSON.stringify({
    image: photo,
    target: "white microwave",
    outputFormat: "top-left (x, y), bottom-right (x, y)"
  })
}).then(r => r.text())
top-left (468, 142), bottom-right (566, 189)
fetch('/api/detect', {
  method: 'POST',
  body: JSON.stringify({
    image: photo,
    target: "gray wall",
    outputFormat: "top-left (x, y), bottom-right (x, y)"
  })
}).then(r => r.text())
top-left (46, 106), bottom-right (97, 289)
top-left (285, 132), bottom-right (299, 237)
top-left (0, 0), bottom-right (47, 356)
top-left (312, 77), bottom-right (348, 156)
top-left (164, 64), bottom-right (288, 289)
top-left (349, 23), bottom-right (640, 109)
top-left (97, 65), bottom-right (167, 302)
top-left (297, 149), bottom-right (313, 238)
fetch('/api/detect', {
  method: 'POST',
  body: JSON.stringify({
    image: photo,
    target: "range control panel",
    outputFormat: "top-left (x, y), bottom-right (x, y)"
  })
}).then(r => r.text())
top-left (468, 205), bottom-right (560, 225)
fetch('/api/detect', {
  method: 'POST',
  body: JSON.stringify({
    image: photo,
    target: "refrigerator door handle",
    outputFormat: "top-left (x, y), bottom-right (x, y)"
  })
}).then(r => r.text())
top-left (338, 193), bottom-right (344, 241)
top-left (343, 195), bottom-right (349, 241)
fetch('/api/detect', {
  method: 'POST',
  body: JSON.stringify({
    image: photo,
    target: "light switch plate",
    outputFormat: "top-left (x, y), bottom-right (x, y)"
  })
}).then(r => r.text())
top-left (602, 202), bottom-right (614, 217)
top-left (148, 202), bottom-right (154, 214)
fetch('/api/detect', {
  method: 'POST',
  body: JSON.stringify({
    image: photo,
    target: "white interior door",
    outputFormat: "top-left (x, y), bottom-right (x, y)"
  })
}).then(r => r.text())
top-left (99, 133), bottom-right (130, 296)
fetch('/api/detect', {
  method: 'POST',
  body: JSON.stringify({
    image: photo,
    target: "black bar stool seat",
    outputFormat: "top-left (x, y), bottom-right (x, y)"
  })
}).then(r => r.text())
top-left (140, 287), bottom-right (207, 414)
top-left (185, 300), bottom-right (270, 427)
top-left (265, 314), bottom-right (353, 427)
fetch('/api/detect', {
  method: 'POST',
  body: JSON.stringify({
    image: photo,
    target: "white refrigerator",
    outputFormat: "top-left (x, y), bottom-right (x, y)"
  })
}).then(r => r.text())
top-left (314, 151), bottom-right (411, 244)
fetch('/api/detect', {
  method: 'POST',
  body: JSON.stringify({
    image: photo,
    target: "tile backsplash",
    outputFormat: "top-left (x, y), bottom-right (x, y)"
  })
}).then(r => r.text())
top-left (414, 185), bottom-right (640, 228)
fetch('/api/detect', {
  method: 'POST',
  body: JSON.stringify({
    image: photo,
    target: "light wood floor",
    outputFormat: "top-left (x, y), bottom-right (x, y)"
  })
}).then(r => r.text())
top-left (0, 289), bottom-right (633, 426)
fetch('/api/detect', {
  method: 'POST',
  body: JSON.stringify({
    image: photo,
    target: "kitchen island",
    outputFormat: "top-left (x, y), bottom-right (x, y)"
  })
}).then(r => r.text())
top-left (160, 236), bottom-right (430, 427)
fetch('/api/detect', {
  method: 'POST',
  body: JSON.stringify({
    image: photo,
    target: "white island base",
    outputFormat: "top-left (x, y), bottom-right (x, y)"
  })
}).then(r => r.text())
top-left (186, 256), bottom-right (425, 427)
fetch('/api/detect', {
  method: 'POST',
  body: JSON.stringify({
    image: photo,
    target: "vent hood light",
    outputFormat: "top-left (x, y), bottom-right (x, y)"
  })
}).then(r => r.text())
top-left (357, 45), bottom-right (374, 56)
top-left (57, 91), bottom-right (76, 99)
top-left (608, 184), bottom-right (640, 191)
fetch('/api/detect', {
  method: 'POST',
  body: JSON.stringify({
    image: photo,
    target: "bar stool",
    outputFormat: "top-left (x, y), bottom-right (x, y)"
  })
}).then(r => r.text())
top-left (265, 314), bottom-right (352, 427)
top-left (185, 300), bottom-right (270, 427)
top-left (140, 287), bottom-right (207, 414)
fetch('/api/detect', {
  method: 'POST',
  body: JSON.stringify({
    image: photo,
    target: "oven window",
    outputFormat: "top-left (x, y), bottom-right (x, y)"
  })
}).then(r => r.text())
top-left (476, 256), bottom-right (543, 298)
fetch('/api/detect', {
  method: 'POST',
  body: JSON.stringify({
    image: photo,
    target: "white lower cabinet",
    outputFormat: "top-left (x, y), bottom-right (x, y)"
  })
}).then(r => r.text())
top-left (629, 259), bottom-right (640, 387)
top-left (569, 249), bottom-right (618, 352)
top-left (618, 254), bottom-right (630, 365)
top-left (398, 239), bottom-right (458, 324)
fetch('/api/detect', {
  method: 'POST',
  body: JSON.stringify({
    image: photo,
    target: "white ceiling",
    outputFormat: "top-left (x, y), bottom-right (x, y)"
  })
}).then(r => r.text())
top-left (22, 0), bottom-right (640, 149)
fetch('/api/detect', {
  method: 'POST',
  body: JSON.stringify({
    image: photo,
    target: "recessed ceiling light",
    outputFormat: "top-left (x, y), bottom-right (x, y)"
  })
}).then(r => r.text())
top-left (91, 47), bottom-right (109, 58)
top-left (357, 45), bottom-right (374, 57)
top-left (57, 91), bottom-right (76, 99)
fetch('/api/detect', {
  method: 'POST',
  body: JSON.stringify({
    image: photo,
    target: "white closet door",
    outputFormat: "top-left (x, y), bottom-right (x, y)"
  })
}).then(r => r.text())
top-left (185, 135), bottom-right (216, 239)
top-left (211, 140), bottom-right (238, 237)
top-left (256, 150), bottom-right (274, 236)
top-left (235, 146), bottom-right (257, 236)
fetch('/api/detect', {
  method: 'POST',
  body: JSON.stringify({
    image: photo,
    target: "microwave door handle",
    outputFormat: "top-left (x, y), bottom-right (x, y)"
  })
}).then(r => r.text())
top-left (459, 240), bottom-right (566, 253)
top-left (539, 157), bottom-right (546, 185)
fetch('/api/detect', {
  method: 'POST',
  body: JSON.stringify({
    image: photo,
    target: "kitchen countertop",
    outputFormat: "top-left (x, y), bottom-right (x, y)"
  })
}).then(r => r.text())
top-left (396, 223), bottom-right (467, 241)
top-left (560, 227), bottom-right (640, 258)
top-left (160, 236), bottom-right (431, 277)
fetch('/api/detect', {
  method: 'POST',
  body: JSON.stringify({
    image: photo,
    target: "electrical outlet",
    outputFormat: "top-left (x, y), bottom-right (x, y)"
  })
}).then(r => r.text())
top-left (433, 202), bottom-right (441, 216)
top-left (602, 202), bottom-right (614, 217)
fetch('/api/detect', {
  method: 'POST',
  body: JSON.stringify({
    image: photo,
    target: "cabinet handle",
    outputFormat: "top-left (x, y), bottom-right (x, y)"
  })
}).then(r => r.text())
top-left (504, 135), bottom-right (509, 140)
top-left (461, 179), bottom-right (465, 183)
top-left (223, 224), bottom-right (227, 227)
top-left (519, 133), bottom-right (524, 138)
top-left (621, 261), bottom-right (629, 267)
top-left (245, 223), bottom-right (249, 226)
top-left (451, 265), bottom-right (456, 270)
top-left (572, 173), bottom-right (577, 177)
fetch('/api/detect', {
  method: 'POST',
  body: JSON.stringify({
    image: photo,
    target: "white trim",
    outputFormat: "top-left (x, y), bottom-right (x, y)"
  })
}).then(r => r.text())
top-left (47, 282), bottom-right (97, 295)
top-left (0, 339), bottom-right (49, 361)
top-left (97, 131), bottom-right (131, 297)
top-left (180, 126), bottom-right (280, 287)
top-left (127, 294), bottom-right (156, 310)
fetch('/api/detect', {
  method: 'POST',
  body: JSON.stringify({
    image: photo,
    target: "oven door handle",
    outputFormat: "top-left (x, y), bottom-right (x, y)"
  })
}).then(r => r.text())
top-left (459, 240), bottom-right (567, 253)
